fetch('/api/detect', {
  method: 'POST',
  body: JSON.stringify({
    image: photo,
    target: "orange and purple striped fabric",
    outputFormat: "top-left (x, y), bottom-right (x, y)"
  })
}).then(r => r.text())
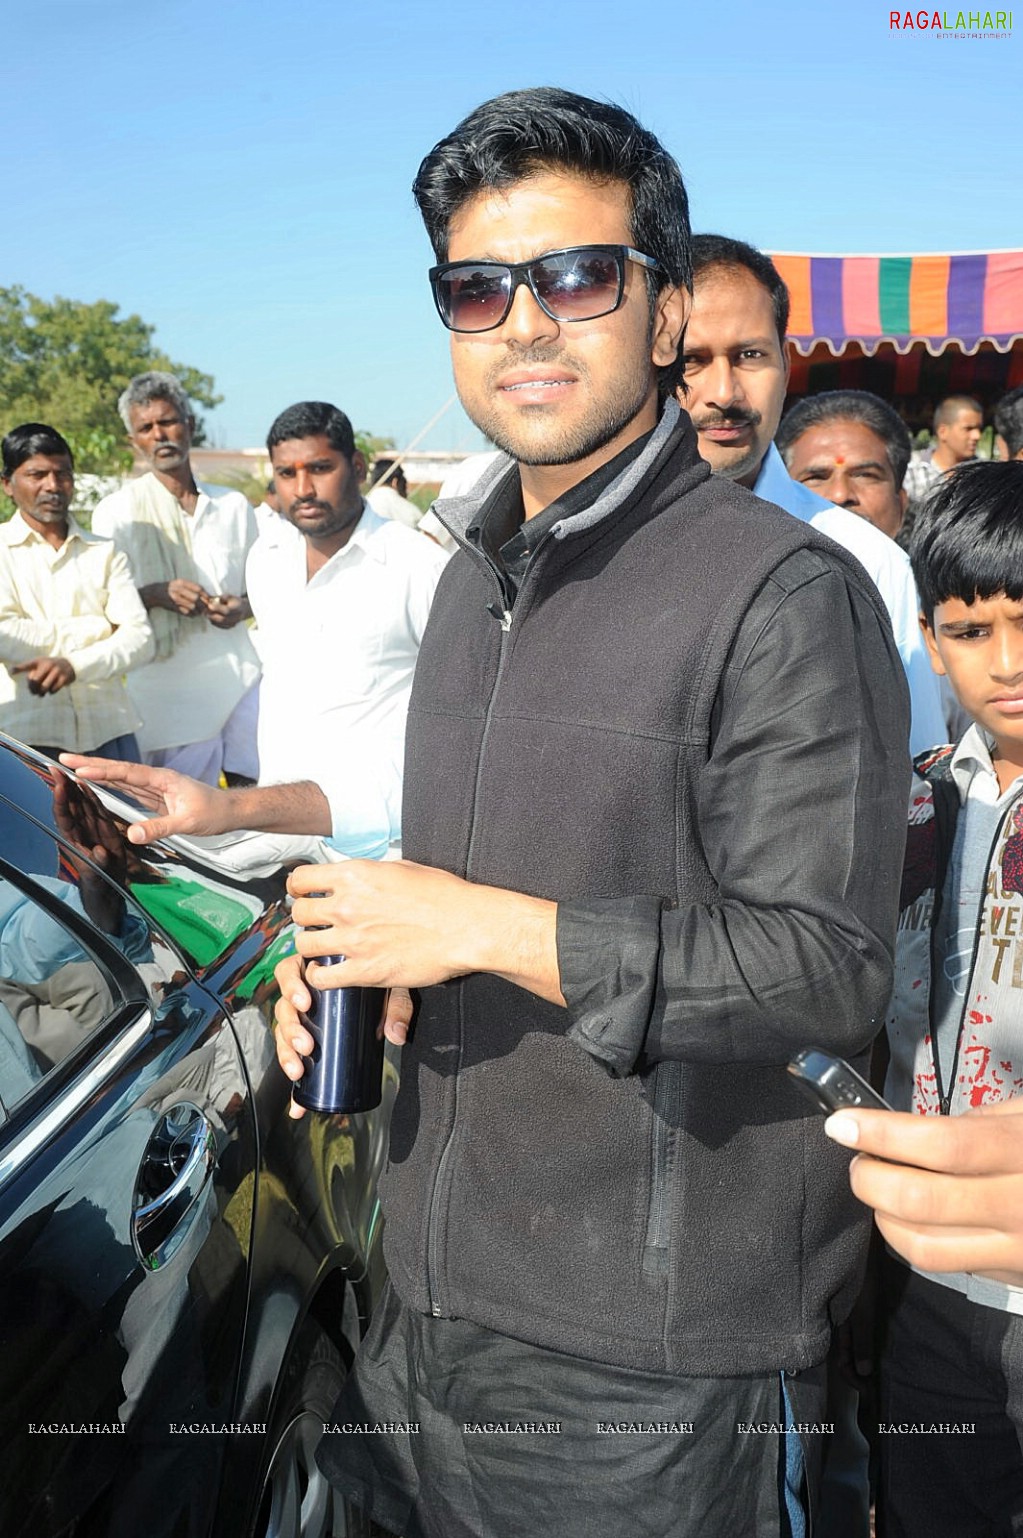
top-left (770, 251), bottom-right (1023, 355)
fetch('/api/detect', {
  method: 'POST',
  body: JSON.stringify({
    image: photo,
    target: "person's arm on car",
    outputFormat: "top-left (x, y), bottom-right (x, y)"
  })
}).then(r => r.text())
top-left (63, 729), bottom-right (401, 860)
top-left (58, 757), bottom-right (333, 840)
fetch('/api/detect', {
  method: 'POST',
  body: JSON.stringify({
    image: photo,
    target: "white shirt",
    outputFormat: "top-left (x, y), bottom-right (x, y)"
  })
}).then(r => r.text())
top-left (0, 512), bottom-right (153, 751)
top-left (366, 484), bottom-right (422, 529)
top-left (254, 500), bottom-right (295, 539)
top-left (92, 478), bottom-right (260, 752)
top-left (755, 444), bottom-right (946, 758)
top-left (245, 502), bottom-right (449, 859)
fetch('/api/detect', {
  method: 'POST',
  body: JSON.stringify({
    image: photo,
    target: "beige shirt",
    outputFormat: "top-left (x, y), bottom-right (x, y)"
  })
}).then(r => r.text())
top-left (0, 512), bottom-right (153, 751)
top-left (92, 477), bottom-right (260, 751)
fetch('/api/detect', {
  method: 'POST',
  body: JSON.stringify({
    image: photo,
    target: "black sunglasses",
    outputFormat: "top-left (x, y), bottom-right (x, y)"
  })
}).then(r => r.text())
top-left (429, 245), bottom-right (660, 334)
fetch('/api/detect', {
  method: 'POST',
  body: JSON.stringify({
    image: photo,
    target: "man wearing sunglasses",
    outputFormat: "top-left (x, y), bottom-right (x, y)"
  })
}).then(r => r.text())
top-left (68, 87), bottom-right (910, 1538)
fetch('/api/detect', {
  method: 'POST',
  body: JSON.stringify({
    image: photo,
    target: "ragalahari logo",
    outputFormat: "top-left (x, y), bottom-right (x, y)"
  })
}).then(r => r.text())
top-left (890, 7), bottom-right (1012, 30)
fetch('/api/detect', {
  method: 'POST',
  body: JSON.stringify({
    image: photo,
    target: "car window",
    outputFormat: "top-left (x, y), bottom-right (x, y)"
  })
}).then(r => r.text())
top-left (0, 874), bottom-right (130, 1124)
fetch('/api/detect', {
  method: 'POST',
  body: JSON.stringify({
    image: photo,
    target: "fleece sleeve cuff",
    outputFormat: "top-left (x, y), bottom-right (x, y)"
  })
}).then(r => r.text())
top-left (557, 894), bottom-right (665, 1077)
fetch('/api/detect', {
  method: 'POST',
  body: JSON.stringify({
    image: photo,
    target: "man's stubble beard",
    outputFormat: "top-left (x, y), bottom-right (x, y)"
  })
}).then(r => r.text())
top-left (702, 441), bottom-right (764, 485)
top-left (288, 499), bottom-right (363, 541)
top-left (685, 405), bottom-right (767, 486)
top-left (461, 348), bottom-right (656, 469)
top-left (146, 444), bottom-right (191, 474)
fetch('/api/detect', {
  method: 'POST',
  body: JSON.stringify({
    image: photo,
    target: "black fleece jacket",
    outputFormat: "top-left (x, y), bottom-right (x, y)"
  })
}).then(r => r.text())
top-left (381, 401), bottom-right (911, 1377)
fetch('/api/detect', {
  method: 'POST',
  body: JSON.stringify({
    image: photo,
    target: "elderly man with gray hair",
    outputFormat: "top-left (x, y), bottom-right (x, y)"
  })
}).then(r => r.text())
top-left (92, 372), bottom-right (260, 785)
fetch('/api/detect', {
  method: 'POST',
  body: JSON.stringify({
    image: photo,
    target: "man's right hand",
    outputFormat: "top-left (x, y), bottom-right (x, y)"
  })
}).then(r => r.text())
top-left (273, 953), bottom-right (412, 1120)
top-left (140, 579), bottom-right (210, 616)
top-left (826, 1099), bottom-right (1023, 1285)
top-left (57, 756), bottom-right (233, 845)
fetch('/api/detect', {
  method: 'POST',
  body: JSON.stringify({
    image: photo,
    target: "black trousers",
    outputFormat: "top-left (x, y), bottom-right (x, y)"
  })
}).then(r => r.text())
top-left (319, 1280), bottom-right (828, 1538)
top-left (877, 1254), bottom-right (1023, 1537)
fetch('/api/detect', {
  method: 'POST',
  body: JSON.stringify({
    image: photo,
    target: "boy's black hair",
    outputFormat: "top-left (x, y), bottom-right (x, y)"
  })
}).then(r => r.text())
top-left (2, 422), bottom-right (74, 477)
top-left (412, 87), bottom-right (691, 396)
top-left (266, 401), bottom-right (356, 459)
top-left (910, 460), bottom-right (1023, 623)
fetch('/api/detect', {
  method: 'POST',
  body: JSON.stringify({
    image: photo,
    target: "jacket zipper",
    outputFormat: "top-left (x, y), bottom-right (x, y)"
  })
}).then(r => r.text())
top-left (930, 796), bottom-right (1020, 1116)
top-left (642, 1061), bottom-right (681, 1277)
top-left (423, 537), bottom-right (537, 1315)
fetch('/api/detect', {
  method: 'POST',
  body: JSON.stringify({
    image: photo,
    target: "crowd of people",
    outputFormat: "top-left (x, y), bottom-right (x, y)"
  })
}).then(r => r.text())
top-left (5, 82), bottom-right (1023, 1538)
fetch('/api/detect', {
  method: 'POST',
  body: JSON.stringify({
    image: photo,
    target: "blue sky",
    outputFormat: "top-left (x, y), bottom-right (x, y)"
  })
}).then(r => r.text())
top-left (6, 0), bottom-right (1018, 452)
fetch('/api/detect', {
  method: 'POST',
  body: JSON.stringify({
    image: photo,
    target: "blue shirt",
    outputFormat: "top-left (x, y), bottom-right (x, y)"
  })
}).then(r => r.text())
top-left (755, 445), bottom-right (945, 757)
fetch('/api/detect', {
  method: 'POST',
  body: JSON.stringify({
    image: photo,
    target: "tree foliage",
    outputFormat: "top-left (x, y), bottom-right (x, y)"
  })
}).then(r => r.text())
top-left (355, 429), bottom-right (396, 464)
top-left (0, 286), bottom-right (221, 476)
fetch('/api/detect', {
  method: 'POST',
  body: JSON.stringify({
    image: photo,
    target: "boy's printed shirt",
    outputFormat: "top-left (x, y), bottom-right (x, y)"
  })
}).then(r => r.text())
top-left (887, 723), bottom-right (1023, 1311)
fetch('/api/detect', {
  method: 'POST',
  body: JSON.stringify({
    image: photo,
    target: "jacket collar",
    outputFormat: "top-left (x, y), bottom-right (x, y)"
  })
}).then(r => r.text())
top-left (432, 399), bottom-right (708, 549)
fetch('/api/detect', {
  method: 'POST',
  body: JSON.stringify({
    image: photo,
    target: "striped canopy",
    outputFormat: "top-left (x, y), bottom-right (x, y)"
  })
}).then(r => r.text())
top-left (770, 250), bottom-right (1023, 357)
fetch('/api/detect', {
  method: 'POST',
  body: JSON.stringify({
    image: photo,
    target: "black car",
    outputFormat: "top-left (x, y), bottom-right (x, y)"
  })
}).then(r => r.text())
top-left (0, 736), bottom-right (395, 1537)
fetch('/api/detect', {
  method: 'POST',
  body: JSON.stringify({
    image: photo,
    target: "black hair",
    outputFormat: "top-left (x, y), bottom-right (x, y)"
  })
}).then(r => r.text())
top-left (371, 457), bottom-right (403, 486)
top-left (2, 422), bottom-right (74, 477)
top-left (412, 87), bottom-right (691, 394)
top-left (994, 386), bottom-right (1023, 460)
top-left (691, 234), bottom-right (790, 345)
top-left (910, 460), bottom-right (1023, 622)
top-left (266, 401), bottom-right (356, 459)
top-left (776, 389), bottom-right (912, 489)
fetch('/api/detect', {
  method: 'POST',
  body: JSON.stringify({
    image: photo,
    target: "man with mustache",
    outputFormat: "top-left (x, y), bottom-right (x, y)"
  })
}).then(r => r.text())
top-left (92, 371), bottom-right (261, 786)
top-left (0, 422), bottom-right (152, 759)
top-left (246, 400), bottom-right (447, 853)
top-left (682, 235), bottom-right (945, 756)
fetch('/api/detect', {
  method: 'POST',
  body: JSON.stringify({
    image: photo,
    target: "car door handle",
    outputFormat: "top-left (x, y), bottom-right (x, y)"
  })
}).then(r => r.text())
top-left (132, 1103), bottom-right (216, 1270)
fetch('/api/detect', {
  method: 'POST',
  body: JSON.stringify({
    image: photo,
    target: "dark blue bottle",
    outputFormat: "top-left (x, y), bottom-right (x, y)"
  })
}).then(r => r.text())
top-left (293, 954), bottom-right (386, 1113)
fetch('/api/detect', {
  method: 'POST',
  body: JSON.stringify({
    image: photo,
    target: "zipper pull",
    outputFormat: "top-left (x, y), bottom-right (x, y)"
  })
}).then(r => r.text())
top-left (940, 1094), bottom-right (951, 1116)
top-left (486, 601), bottom-right (512, 632)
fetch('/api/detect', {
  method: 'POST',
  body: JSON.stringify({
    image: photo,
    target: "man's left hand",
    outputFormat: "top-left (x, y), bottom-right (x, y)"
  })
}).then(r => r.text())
top-left (287, 858), bottom-right (563, 1002)
top-left (206, 594), bottom-right (251, 629)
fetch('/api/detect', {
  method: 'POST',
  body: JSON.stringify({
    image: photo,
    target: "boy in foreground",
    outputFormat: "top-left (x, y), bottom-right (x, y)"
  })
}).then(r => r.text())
top-left (829, 459), bottom-right (1023, 1535)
